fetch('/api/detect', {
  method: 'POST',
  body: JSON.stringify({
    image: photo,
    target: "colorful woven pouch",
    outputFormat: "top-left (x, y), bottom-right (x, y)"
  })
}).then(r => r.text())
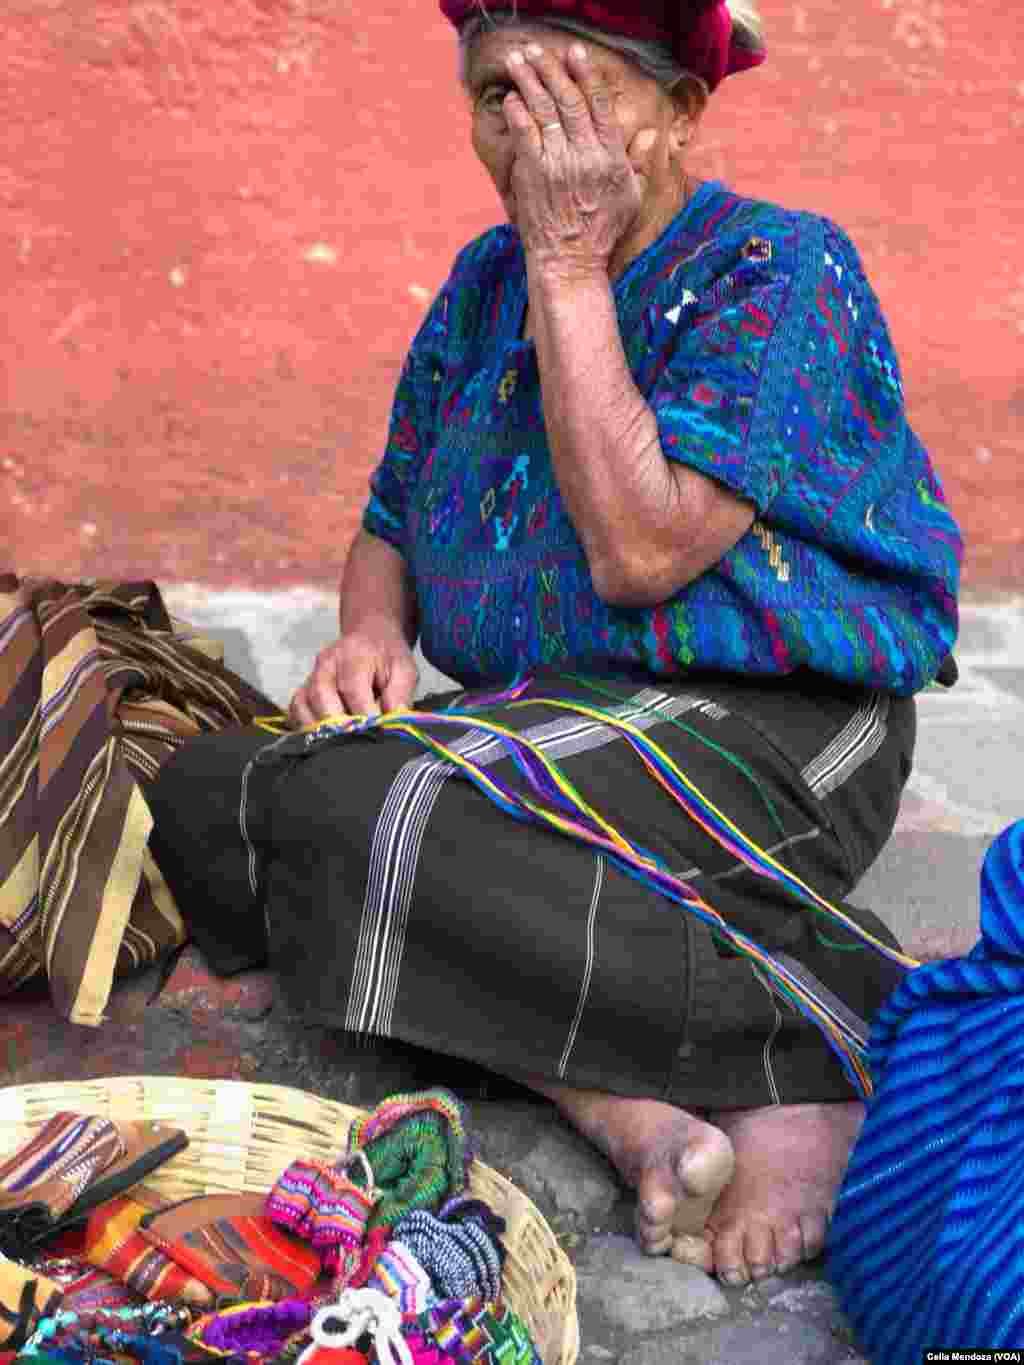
top-left (266, 1152), bottom-right (378, 1280)
top-left (138, 1192), bottom-right (322, 1302)
top-left (0, 1115), bottom-right (187, 1260)
top-left (0, 1115), bottom-right (124, 1257)
top-left (56, 1121), bottom-right (188, 1229)
top-left (82, 1185), bottom-right (214, 1308)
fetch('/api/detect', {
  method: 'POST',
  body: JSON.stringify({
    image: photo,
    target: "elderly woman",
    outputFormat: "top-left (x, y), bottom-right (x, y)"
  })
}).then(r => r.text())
top-left (148, 0), bottom-right (963, 1288)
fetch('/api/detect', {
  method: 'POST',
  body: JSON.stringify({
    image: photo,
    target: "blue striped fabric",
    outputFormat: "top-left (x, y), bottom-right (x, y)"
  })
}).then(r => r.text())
top-left (829, 819), bottom-right (1024, 1360)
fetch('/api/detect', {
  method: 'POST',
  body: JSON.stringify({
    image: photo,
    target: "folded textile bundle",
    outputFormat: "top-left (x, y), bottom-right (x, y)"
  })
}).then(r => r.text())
top-left (81, 1188), bottom-right (321, 1310)
top-left (0, 576), bottom-right (275, 1024)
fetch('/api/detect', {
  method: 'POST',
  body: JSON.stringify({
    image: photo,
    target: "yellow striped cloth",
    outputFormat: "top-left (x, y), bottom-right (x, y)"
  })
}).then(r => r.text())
top-left (0, 576), bottom-right (276, 1025)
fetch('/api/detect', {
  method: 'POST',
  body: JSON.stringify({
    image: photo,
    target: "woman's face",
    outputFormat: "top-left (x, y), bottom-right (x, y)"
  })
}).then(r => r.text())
top-left (465, 24), bottom-right (694, 235)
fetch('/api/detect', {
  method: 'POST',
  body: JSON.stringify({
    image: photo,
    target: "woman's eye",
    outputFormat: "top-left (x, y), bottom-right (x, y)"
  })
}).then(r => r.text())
top-left (479, 85), bottom-right (512, 113)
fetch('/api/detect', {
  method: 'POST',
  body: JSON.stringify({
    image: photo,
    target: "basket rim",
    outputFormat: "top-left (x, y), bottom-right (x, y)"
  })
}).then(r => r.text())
top-left (0, 1076), bottom-right (580, 1365)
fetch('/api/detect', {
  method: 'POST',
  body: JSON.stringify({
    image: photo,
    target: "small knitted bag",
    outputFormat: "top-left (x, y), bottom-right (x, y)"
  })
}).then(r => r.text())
top-left (186, 1299), bottom-right (314, 1359)
top-left (348, 1091), bottom-right (473, 1233)
top-left (393, 1204), bottom-right (505, 1303)
top-left (266, 1151), bottom-right (378, 1279)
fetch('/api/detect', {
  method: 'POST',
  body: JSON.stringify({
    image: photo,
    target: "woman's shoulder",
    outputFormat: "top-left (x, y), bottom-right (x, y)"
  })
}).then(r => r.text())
top-left (673, 183), bottom-right (871, 287)
top-left (447, 223), bottom-right (523, 286)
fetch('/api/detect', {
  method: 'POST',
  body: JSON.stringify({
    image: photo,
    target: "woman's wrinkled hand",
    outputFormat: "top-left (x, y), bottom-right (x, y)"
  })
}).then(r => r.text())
top-left (503, 42), bottom-right (653, 275)
top-left (288, 621), bottom-right (418, 727)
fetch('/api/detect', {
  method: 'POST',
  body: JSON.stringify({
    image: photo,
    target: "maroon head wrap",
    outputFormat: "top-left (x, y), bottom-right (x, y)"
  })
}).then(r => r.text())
top-left (439, 0), bottom-right (765, 92)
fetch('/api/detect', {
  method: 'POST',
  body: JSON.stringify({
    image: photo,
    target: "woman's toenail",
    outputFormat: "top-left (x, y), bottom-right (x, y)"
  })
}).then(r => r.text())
top-left (721, 1268), bottom-right (748, 1286)
top-left (749, 1262), bottom-right (775, 1280)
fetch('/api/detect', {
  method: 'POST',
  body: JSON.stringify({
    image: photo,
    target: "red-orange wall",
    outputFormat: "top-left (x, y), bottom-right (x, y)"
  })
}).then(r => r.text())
top-left (3, 0), bottom-right (1021, 588)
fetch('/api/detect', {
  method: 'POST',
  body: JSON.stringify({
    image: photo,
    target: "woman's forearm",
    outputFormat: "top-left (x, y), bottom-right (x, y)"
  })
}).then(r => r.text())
top-left (527, 260), bottom-right (753, 606)
top-left (339, 530), bottom-right (418, 644)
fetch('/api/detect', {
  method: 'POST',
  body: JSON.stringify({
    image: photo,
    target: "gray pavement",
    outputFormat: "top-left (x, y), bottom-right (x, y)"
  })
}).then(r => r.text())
top-left (144, 590), bottom-right (1024, 1361)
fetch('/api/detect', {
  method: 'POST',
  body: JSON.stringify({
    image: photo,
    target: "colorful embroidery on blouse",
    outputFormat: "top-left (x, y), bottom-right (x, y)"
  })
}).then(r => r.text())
top-left (364, 181), bottom-right (962, 694)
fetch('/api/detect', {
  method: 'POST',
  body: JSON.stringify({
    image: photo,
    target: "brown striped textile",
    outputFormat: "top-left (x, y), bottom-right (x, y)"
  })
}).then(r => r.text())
top-left (0, 575), bottom-right (275, 1025)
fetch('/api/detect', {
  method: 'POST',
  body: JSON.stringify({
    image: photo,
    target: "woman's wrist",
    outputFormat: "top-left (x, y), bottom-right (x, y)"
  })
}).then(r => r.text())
top-left (527, 250), bottom-right (612, 298)
top-left (338, 606), bottom-right (413, 645)
top-left (338, 531), bottom-right (418, 645)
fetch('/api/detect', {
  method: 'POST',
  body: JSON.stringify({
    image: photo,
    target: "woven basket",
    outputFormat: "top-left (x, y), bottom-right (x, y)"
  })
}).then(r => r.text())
top-left (0, 1077), bottom-right (579, 1365)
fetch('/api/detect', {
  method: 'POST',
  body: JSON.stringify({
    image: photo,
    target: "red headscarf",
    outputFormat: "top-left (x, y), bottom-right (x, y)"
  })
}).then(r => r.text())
top-left (439, 0), bottom-right (765, 92)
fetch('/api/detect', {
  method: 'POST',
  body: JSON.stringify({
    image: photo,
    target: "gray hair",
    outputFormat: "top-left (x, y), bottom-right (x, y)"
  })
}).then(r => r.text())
top-left (457, 1), bottom-right (764, 97)
top-left (459, 11), bottom-right (697, 97)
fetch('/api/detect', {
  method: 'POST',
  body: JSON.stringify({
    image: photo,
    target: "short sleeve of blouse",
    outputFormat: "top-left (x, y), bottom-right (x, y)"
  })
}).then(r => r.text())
top-left (650, 214), bottom-right (847, 514)
top-left (362, 284), bottom-right (451, 552)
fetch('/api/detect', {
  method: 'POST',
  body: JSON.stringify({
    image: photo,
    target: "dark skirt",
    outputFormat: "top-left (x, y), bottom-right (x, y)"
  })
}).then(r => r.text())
top-left (147, 671), bottom-right (914, 1110)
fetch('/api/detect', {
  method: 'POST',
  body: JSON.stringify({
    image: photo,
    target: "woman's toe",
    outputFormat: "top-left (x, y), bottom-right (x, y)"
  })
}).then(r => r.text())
top-left (635, 1205), bottom-right (673, 1255)
top-left (774, 1218), bottom-right (806, 1274)
top-left (742, 1223), bottom-right (776, 1281)
top-left (798, 1210), bottom-right (829, 1261)
top-left (670, 1231), bottom-right (714, 1272)
top-left (713, 1225), bottom-right (750, 1285)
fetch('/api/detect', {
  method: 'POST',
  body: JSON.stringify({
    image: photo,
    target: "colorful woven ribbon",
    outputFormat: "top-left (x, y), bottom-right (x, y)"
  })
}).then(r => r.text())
top-left (411, 1298), bottom-right (539, 1365)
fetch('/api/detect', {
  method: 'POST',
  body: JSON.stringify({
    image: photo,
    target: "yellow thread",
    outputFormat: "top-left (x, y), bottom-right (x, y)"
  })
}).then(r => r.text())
top-left (244, 697), bottom-right (906, 1092)
top-left (509, 697), bottom-right (920, 971)
top-left (752, 521), bottom-right (791, 584)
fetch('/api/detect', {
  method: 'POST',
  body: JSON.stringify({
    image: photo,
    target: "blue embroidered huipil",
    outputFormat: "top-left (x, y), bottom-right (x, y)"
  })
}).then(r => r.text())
top-left (363, 182), bottom-right (963, 695)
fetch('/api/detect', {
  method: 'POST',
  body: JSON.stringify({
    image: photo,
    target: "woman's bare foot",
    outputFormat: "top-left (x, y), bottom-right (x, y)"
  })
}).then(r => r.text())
top-left (527, 1079), bottom-right (735, 1270)
top-left (527, 1078), bottom-right (863, 1283)
top-left (695, 1102), bottom-right (866, 1285)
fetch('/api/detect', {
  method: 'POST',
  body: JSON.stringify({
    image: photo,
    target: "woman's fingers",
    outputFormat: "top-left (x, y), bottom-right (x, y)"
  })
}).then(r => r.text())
top-left (289, 634), bottom-right (417, 728)
top-left (288, 687), bottom-right (317, 729)
top-left (522, 44), bottom-right (595, 143)
top-left (378, 652), bottom-right (419, 713)
top-left (508, 42), bottom-right (621, 153)
top-left (504, 49), bottom-right (559, 147)
top-left (305, 649), bottom-right (353, 719)
top-left (337, 656), bottom-right (381, 718)
top-left (565, 43), bottom-right (619, 146)
top-left (504, 87), bottom-right (544, 156)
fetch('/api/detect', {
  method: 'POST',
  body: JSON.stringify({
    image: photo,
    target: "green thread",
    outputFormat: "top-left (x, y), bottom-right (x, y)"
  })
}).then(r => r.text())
top-left (814, 929), bottom-right (867, 953)
top-left (558, 673), bottom-right (787, 837)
